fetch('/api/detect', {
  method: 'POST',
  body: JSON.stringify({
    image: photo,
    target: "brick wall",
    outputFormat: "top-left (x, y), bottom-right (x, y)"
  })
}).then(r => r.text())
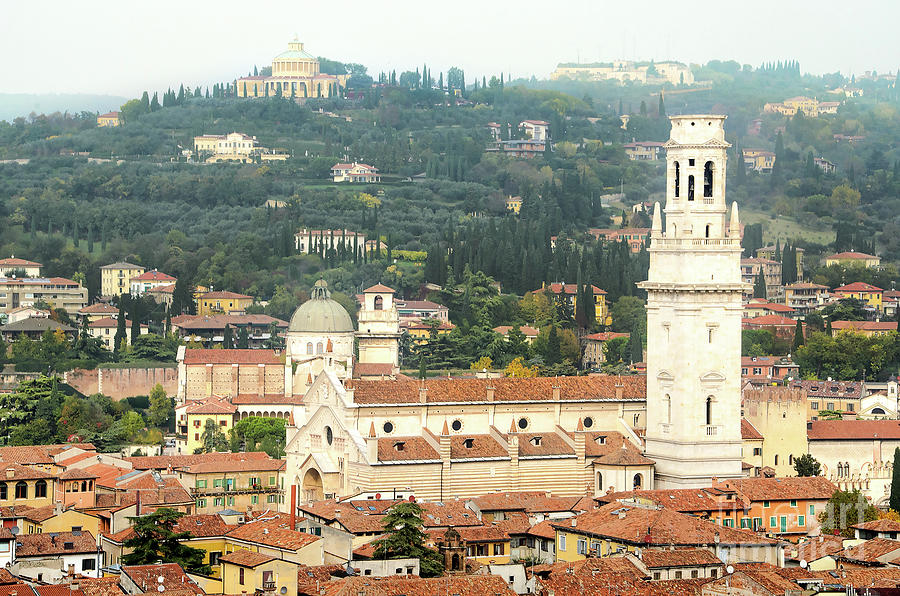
top-left (64, 367), bottom-right (178, 400)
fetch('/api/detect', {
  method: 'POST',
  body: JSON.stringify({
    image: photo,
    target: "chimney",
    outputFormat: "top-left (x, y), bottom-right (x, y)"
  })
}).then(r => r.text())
top-left (552, 385), bottom-right (561, 401)
top-left (570, 519), bottom-right (576, 528)
top-left (419, 385), bottom-right (428, 403)
top-left (4, 469), bottom-right (12, 479)
top-left (615, 383), bottom-right (624, 401)
top-left (486, 386), bottom-right (494, 401)
top-left (67, 564), bottom-right (75, 578)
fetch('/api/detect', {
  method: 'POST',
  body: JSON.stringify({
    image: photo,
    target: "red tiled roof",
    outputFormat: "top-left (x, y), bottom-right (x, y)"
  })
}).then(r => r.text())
top-left (836, 537), bottom-right (900, 563)
top-left (219, 548), bottom-right (276, 567)
top-left (527, 520), bottom-right (557, 539)
top-left (176, 458), bottom-right (285, 474)
top-left (181, 348), bottom-right (282, 365)
top-left (598, 488), bottom-right (726, 513)
top-left (471, 491), bottom-right (584, 514)
top-left (225, 515), bottom-right (321, 550)
top-left (787, 534), bottom-right (844, 562)
top-left (173, 514), bottom-right (232, 537)
top-left (354, 362), bottom-right (396, 378)
top-left (171, 314), bottom-right (287, 330)
top-left (363, 283), bottom-right (395, 293)
top-left (493, 325), bottom-right (540, 337)
top-left (183, 395), bottom-right (237, 415)
top-left (199, 290), bottom-right (252, 300)
top-left (853, 519), bottom-right (900, 532)
top-left (742, 314), bottom-right (797, 327)
top-left (88, 317), bottom-right (147, 329)
top-left (15, 530), bottom-right (96, 556)
top-left (539, 283), bottom-right (607, 295)
top-left (640, 548), bottom-right (723, 568)
top-left (347, 375), bottom-right (645, 404)
top-left (741, 419), bottom-right (763, 440)
top-left (131, 270), bottom-right (175, 282)
top-left (831, 320), bottom-right (897, 331)
top-left (809, 419), bottom-right (900, 440)
top-left (146, 283), bottom-right (175, 294)
top-left (583, 332), bottom-right (630, 341)
top-left (828, 252), bottom-right (879, 260)
top-left (126, 451), bottom-right (270, 470)
top-left (377, 437), bottom-right (440, 462)
top-left (0, 463), bottom-right (52, 480)
top-left (835, 282), bottom-right (883, 292)
top-left (320, 576), bottom-right (515, 596)
top-left (121, 564), bottom-right (202, 595)
top-left (78, 303), bottom-right (119, 314)
top-left (716, 477), bottom-right (837, 501)
top-left (0, 257), bottom-right (42, 267)
top-left (418, 500), bottom-right (481, 527)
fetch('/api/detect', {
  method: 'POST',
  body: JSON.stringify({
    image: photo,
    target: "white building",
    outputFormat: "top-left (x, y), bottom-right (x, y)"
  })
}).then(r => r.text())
top-left (331, 162), bottom-right (380, 183)
top-left (639, 115), bottom-right (746, 488)
top-left (0, 257), bottom-right (43, 278)
top-left (129, 269), bottom-right (176, 296)
top-left (355, 284), bottom-right (401, 372)
top-left (519, 120), bottom-right (550, 142)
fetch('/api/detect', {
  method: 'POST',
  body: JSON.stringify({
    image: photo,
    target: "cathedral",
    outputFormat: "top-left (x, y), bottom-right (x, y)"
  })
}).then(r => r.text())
top-left (236, 39), bottom-right (348, 99)
top-left (175, 114), bottom-right (746, 507)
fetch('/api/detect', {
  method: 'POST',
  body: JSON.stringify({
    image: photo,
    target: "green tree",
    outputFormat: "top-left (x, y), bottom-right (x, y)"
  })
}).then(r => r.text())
top-left (753, 270), bottom-right (767, 299)
top-left (229, 417), bottom-right (286, 457)
top-left (603, 336), bottom-right (628, 365)
top-left (236, 326), bottom-right (249, 349)
top-left (114, 302), bottom-right (127, 357)
top-left (817, 489), bottom-right (878, 537)
top-left (148, 383), bottom-right (172, 428)
top-left (223, 324), bottom-right (234, 349)
top-left (610, 297), bottom-right (646, 333)
top-left (373, 502), bottom-right (444, 577)
top-left (793, 454), bottom-right (821, 476)
top-left (627, 321), bottom-right (643, 364)
top-left (891, 447), bottom-right (900, 513)
top-left (544, 326), bottom-right (561, 365)
top-left (792, 320), bottom-right (805, 352)
top-left (122, 508), bottom-right (211, 574)
top-left (198, 418), bottom-right (228, 453)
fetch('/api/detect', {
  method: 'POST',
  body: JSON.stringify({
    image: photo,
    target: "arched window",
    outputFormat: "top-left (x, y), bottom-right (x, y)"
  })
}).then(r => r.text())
top-left (81, 481), bottom-right (87, 492)
top-left (374, 295), bottom-right (383, 311)
top-left (705, 224), bottom-right (711, 238)
top-left (706, 397), bottom-right (713, 426)
top-left (704, 161), bottom-right (714, 197)
top-left (14, 482), bottom-right (27, 499)
top-left (35, 480), bottom-right (46, 498)
top-left (316, 342), bottom-right (323, 354)
top-left (774, 454), bottom-right (779, 466)
top-left (633, 473), bottom-right (643, 490)
top-left (674, 162), bottom-right (680, 197)
top-left (597, 472), bottom-right (603, 491)
top-left (688, 175), bottom-right (695, 200)
top-left (306, 342), bottom-right (313, 355)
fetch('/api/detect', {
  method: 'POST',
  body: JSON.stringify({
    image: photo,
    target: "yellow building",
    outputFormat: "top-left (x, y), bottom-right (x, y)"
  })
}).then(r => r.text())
top-left (100, 262), bottom-right (145, 297)
top-left (97, 112), bottom-right (121, 127)
top-left (176, 395), bottom-right (238, 454)
top-left (236, 40), bottom-right (348, 99)
top-left (176, 458), bottom-right (286, 514)
top-left (456, 525), bottom-right (511, 565)
top-left (31, 508), bottom-right (102, 537)
top-left (505, 196), bottom-right (522, 214)
top-left (220, 550), bottom-right (298, 596)
top-left (742, 149), bottom-right (776, 173)
top-left (537, 283), bottom-right (611, 326)
top-left (0, 464), bottom-right (55, 510)
top-left (743, 387), bottom-right (808, 477)
top-left (834, 282), bottom-right (883, 311)
top-left (197, 291), bottom-right (254, 316)
top-left (825, 251), bottom-right (881, 269)
top-left (402, 320), bottom-right (455, 344)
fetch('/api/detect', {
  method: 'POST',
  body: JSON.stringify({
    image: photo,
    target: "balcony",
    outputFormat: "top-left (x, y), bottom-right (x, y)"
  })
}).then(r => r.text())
top-left (704, 425), bottom-right (721, 436)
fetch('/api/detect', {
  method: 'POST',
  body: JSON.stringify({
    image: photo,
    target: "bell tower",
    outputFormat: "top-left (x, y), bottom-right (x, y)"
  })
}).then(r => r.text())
top-left (639, 115), bottom-right (746, 488)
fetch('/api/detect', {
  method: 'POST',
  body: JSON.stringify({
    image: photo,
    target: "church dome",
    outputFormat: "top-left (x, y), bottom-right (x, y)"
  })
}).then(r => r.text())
top-left (288, 280), bottom-right (353, 333)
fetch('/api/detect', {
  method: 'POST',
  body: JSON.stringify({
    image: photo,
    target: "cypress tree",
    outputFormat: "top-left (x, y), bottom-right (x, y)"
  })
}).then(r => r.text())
top-left (114, 302), bottom-right (127, 357)
top-left (753, 269), bottom-right (767, 299)
top-left (223, 324), bottom-right (234, 349)
top-left (826, 318), bottom-right (833, 335)
top-left (793, 320), bottom-right (804, 352)
top-left (628, 322), bottom-right (643, 364)
top-left (658, 92), bottom-right (666, 117)
top-left (545, 326), bottom-right (561, 365)
top-left (237, 326), bottom-right (249, 349)
top-left (891, 447), bottom-right (900, 513)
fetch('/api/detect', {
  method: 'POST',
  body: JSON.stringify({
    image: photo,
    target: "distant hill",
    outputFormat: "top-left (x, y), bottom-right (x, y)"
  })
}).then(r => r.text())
top-left (0, 93), bottom-right (128, 122)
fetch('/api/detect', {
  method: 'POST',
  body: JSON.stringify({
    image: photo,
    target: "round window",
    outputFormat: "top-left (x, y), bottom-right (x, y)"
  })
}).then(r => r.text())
top-left (583, 417), bottom-right (594, 429)
top-left (325, 426), bottom-right (333, 445)
top-left (517, 417), bottom-right (528, 430)
top-left (383, 421), bottom-right (394, 434)
top-left (451, 419), bottom-right (462, 432)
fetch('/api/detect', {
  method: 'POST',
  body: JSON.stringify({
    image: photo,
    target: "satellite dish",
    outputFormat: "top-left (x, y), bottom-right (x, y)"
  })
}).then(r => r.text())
top-left (158, 577), bottom-right (165, 584)
top-left (726, 565), bottom-right (734, 574)
top-left (800, 559), bottom-right (808, 568)
top-left (9, 527), bottom-right (18, 536)
top-left (280, 588), bottom-right (287, 595)
top-left (157, 587), bottom-right (164, 593)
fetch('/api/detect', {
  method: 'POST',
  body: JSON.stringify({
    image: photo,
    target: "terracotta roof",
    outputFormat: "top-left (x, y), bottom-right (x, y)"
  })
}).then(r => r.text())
top-left (347, 375), bottom-right (645, 404)
top-left (743, 301), bottom-right (795, 313)
top-left (219, 548), bottom-right (276, 567)
top-left (321, 576), bottom-right (515, 596)
top-left (173, 514), bottom-right (232, 537)
top-left (831, 320), bottom-right (897, 331)
top-left (146, 283), bottom-right (175, 294)
top-left (742, 314), bottom-right (797, 327)
top-left (297, 565), bottom-right (348, 594)
top-left (59, 467), bottom-right (100, 480)
top-left (121, 564), bottom-right (202, 595)
top-left (471, 491), bottom-right (584, 514)
top-left (176, 458), bottom-right (285, 474)
top-left (376, 437), bottom-right (440, 462)
top-left (493, 325), bottom-right (540, 337)
top-left (354, 362), bottom-right (396, 378)
top-left (199, 290), bottom-right (252, 300)
top-left (808, 419), bottom-right (900, 440)
top-left (183, 395), bottom-right (237, 415)
top-left (527, 520), bottom-right (557, 539)
top-left (640, 548), bottom-right (723, 568)
top-left (100, 262), bottom-right (143, 270)
top-left (0, 463), bottom-right (52, 480)
top-left (853, 519), bottom-right (900, 532)
top-left (71, 577), bottom-right (123, 596)
top-left (0, 257), bottom-right (42, 267)
top-left (827, 252), bottom-right (879, 260)
top-left (453, 523), bottom-right (509, 543)
top-left (126, 452), bottom-right (270, 470)
top-left (553, 503), bottom-right (776, 546)
top-left (225, 516), bottom-right (321, 550)
top-left (741, 419), bottom-right (763, 440)
top-left (790, 379), bottom-right (862, 398)
top-left (78, 303), bottom-right (118, 314)
top-left (171, 314), bottom-right (287, 330)
top-left (363, 283), bottom-right (395, 293)
top-left (450, 434), bottom-right (507, 459)
top-left (181, 349), bottom-right (282, 365)
top-left (597, 488), bottom-right (726, 513)
top-left (787, 535), bottom-right (845, 562)
top-left (583, 332), bottom-right (630, 341)
top-left (418, 500), bottom-right (481, 527)
top-left (131, 270), bottom-right (176, 282)
top-left (36, 585), bottom-right (83, 596)
top-left (716, 477), bottom-right (837, 501)
top-left (539, 283), bottom-right (607, 295)
top-left (836, 537), bottom-right (900, 563)
top-left (20, 505), bottom-right (55, 523)
top-left (15, 530), bottom-right (96, 556)
top-left (785, 282), bottom-right (828, 289)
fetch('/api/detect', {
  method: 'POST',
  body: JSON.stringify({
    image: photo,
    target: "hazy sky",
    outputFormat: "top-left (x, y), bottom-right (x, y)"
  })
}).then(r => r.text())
top-left (4, 0), bottom-right (899, 97)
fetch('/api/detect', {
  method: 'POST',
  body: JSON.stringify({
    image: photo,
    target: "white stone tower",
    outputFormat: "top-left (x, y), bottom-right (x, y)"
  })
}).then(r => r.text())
top-left (356, 284), bottom-right (400, 369)
top-left (639, 115), bottom-right (746, 488)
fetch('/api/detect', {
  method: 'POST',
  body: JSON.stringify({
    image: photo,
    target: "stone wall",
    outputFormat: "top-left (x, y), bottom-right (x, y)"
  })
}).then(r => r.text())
top-left (64, 366), bottom-right (177, 400)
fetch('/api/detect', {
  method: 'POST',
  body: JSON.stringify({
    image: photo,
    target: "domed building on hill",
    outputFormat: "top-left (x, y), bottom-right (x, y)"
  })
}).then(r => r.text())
top-left (236, 39), bottom-right (348, 99)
